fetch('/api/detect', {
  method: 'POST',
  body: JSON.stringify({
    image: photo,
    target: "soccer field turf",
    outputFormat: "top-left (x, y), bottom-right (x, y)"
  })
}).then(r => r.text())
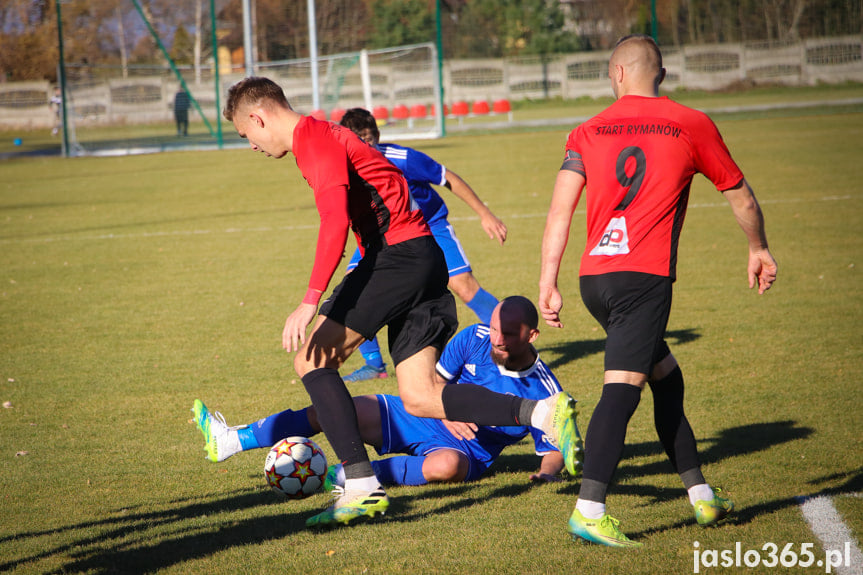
top-left (1, 103), bottom-right (861, 573)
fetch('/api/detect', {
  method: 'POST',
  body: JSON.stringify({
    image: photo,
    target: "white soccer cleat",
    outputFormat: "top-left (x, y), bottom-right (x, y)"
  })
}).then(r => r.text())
top-left (191, 399), bottom-right (244, 462)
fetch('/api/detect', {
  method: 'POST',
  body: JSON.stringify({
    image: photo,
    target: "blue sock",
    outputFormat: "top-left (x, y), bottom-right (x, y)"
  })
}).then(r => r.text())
top-left (359, 338), bottom-right (385, 369)
top-left (237, 428), bottom-right (260, 451)
top-left (249, 408), bottom-right (318, 449)
top-left (371, 456), bottom-right (428, 486)
top-left (466, 287), bottom-right (498, 324)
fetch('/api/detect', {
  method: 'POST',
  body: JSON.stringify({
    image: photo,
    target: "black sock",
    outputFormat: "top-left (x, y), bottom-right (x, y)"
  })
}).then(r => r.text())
top-left (440, 383), bottom-right (523, 425)
top-left (648, 366), bottom-right (702, 481)
top-left (301, 367), bottom-right (374, 479)
top-left (579, 383), bottom-right (642, 503)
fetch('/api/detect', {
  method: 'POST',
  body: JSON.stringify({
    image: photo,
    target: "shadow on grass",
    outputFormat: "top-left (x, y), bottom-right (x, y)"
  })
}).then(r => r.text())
top-left (541, 419), bottom-right (857, 543)
top-left (632, 466), bottom-right (863, 541)
top-left (1, 479), bottom-right (538, 573)
top-left (1, 421), bottom-right (830, 572)
top-left (0, 488), bottom-right (299, 573)
top-left (538, 328), bottom-right (701, 371)
top-left (544, 420), bottom-right (815, 501)
top-left (493, 420), bottom-right (814, 500)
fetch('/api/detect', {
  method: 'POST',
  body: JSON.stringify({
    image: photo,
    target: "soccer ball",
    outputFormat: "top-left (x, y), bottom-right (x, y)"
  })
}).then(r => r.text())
top-left (264, 436), bottom-right (328, 499)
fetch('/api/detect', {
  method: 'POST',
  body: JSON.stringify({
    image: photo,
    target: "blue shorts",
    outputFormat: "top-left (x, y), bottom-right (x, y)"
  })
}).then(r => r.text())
top-left (347, 218), bottom-right (472, 278)
top-left (375, 394), bottom-right (493, 482)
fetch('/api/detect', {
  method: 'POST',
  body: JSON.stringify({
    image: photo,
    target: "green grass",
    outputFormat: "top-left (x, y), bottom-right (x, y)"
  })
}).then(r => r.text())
top-left (1, 97), bottom-right (861, 573)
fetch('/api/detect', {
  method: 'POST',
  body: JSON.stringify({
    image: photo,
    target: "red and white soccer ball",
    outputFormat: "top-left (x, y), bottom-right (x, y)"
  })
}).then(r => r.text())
top-left (264, 436), bottom-right (328, 499)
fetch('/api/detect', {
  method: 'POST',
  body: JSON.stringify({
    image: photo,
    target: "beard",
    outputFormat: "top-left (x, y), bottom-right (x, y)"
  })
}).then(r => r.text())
top-left (491, 345), bottom-right (535, 372)
top-left (490, 348), bottom-right (509, 367)
top-left (490, 347), bottom-right (509, 368)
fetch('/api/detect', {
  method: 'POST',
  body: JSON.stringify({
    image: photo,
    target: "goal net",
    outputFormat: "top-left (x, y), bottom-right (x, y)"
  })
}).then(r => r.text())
top-left (59, 42), bottom-right (442, 157)
top-left (257, 42), bottom-right (443, 141)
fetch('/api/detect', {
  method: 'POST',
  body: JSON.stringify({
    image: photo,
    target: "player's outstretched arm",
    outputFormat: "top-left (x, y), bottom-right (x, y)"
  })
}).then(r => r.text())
top-left (722, 179), bottom-right (777, 294)
top-left (444, 169), bottom-right (507, 245)
top-left (529, 451), bottom-right (565, 482)
top-left (539, 169), bottom-right (585, 328)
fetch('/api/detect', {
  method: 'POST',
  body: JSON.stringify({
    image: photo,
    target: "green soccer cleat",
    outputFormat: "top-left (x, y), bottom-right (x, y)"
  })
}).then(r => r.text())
top-left (305, 485), bottom-right (389, 528)
top-left (694, 487), bottom-right (734, 526)
top-left (568, 508), bottom-right (643, 548)
top-left (190, 399), bottom-right (242, 463)
top-left (542, 391), bottom-right (584, 476)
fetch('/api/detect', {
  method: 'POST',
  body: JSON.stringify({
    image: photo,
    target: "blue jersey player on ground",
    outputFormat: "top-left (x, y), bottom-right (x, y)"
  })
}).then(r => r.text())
top-left (192, 296), bottom-right (573, 486)
top-left (338, 108), bottom-right (507, 383)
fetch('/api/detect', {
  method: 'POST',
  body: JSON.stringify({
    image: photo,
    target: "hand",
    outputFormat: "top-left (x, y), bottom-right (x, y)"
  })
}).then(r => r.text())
top-left (282, 303), bottom-right (318, 352)
top-left (748, 249), bottom-right (777, 294)
top-left (529, 472), bottom-right (563, 483)
top-left (480, 213), bottom-right (507, 246)
top-left (538, 284), bottom-right (563, 328)
top-left (442, 419), bottom-right (478, 441)
top-left (532, 451), bottom-right (564, 481)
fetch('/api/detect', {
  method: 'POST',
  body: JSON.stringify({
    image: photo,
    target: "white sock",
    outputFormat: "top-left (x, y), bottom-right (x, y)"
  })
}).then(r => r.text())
top-left (345, 475), bottom-right (382, 493)
top-left (530, 396), bottom-right (552, 432)
top-left (688, 483), bottom-right (715, 505)
top-left (217, 428), bottom-right (242, 460)
top-left (576, 498), bottom-right (606, 519)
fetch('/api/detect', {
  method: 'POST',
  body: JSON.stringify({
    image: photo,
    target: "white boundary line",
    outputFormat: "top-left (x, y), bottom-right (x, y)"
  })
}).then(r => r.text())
top-left (799, 494), bottom-right (863, 575)
top-left (0, 194), bottom-right (855, 247)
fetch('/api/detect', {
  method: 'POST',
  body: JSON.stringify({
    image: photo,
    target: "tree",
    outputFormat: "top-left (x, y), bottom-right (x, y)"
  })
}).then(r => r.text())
top-left (171, 24), bottom-right (194, 65)
top-left (0, 0), bottom-right (58, 81)
top-left (368, 0), bottom-right (433, 49)
top-left (215, 0), bottom-right (368, 63)
top-left (762, 0), bottom-right (808, 41)
top-left (441, 0), bottom-right (580, 58)
top-left (496, 0), bottom-right (581, 56)
top-left (443, 0), bottom-right (503, 57)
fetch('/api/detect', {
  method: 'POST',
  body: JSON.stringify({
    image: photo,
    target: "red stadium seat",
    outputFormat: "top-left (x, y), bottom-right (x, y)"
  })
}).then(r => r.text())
top-left (372, 106), bottom-right (389, 120)
top-left (310, 109), bottom-right (326, 121)
top-left (472, 100), bottom-right (490, 115)
top-left (392, 104), bottom-right (410, 120)
top-left (329, 108), bottom-right (346, 123)
top-left (492, 99), bottom-right (511, 114)
top-left (410, 104), bottom-right (427, 118)
top-left (451, 101), bottom-right (469, 116)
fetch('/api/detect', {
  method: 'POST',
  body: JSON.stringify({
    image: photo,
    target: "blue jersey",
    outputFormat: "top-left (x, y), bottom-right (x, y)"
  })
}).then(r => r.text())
top-left (346, 142), bottom-right (473, 276)
top-left (378, 143), bottom-right (449, 225)
top-left (436, 324), bottom-right (562, 455)
top-left (375, 324), bottom-right (560, 482)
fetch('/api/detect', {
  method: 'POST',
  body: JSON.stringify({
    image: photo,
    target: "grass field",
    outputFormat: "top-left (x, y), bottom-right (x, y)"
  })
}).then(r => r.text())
top-left (1, 92), bottom-right (862, 574)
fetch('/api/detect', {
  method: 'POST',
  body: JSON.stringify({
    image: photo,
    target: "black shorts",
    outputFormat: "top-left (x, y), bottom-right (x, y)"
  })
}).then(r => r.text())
top-left (320, 235), bottom-right (458, 366)
top-left (580, 271), bottom-right (673, 375)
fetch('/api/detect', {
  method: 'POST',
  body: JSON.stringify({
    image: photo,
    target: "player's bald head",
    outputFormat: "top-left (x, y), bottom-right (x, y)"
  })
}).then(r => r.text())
top-left (497, 295), bottom-right (539, 332)
top-left (609, 34), bottom-right (665, 94)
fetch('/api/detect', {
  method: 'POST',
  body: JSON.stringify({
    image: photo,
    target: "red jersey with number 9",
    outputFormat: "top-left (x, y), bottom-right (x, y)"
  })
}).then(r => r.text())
top-left (563, 95), bottom-right (743, 280)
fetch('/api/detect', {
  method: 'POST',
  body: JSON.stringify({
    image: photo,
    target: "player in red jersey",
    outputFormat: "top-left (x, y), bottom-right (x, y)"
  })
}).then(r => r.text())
top-left (539, 35), bottom-right (777, 547)
top-left (223, 77), bottom-right (583, 528)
